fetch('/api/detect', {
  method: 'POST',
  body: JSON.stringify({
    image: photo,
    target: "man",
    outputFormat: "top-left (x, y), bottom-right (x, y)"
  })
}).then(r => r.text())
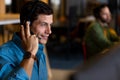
top-left (84, 4), bottom-right (120, 58)
top-left (0, 1), bottom-right (53, 80)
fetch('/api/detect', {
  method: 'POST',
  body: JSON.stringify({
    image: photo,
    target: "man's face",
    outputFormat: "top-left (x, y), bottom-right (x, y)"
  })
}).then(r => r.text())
top-left (99, 7), bottom-right (111, 24)
top-left (31, 14), bottom-right (53, 44)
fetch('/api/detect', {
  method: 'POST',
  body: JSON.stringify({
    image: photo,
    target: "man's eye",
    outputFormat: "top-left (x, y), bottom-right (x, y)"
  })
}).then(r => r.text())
top-left (40, 23), bottom-right (47, 26)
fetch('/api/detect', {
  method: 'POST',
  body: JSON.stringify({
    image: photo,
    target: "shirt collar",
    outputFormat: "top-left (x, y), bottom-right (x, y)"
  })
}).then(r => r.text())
top-left (38, 44), bottom-right (44, 51)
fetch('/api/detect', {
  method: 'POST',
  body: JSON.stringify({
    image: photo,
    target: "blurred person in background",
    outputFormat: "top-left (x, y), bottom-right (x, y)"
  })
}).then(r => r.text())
top-left (0, 1), bottom-right (53, 80)
top-left (84, 4), bottom-right (120, 58)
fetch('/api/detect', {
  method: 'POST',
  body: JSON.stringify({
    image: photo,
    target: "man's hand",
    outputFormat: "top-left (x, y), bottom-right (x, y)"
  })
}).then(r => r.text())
top-left (20, 21), bottom-right (38, 56)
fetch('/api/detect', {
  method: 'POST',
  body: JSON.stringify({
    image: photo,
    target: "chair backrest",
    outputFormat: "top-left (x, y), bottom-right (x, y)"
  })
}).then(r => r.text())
top-left (82, 40), bottom-right (87, 62)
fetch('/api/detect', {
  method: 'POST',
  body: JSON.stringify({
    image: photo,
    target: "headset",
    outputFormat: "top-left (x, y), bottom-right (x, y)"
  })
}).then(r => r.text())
top-left (22, 0), bottom-right (42, 40)
top-left (23, 0), bottom-right (39, 28)
top-left (22, 0), bottom-right (40, 36)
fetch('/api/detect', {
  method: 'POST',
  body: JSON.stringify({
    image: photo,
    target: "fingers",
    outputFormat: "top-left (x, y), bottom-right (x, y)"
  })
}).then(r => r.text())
top-left (25, 21), bottom-right (31, 38)
top-left (21, 25), bottom-right (26, 41)
top-left (20, 21), bottom-right (31, 41)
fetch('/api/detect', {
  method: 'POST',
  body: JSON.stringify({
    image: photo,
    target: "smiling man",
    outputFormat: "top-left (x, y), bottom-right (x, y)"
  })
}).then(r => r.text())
top-left (0, 1), bottom-right (53, 80)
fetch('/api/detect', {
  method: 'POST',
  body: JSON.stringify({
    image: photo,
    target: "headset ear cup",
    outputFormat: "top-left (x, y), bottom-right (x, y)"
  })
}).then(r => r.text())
top-left (22, 1), bottom-right (39, 28)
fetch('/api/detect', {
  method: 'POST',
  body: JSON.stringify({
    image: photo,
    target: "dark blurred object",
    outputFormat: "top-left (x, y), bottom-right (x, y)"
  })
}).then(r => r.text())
top-left (116, 14), bottom-right (120, 35)
top-left (108, 0), bottom-right (120, 35)
top-left (69, 43), bottom-right (120, 80)
top-left (11, 0), bottom-right (21, 13)
top-left (70, 16), bottom-right (95, 61)
top-left (85, 1), bottom-right (100, 16)
top-left (70, 16), bottom-right (95, 40)
top-left (108, 0), bottom-right (118, 13)
top-left (11, 0), bottom-right (31, 13)
top-left (68, 6), bottom-right (78, 31)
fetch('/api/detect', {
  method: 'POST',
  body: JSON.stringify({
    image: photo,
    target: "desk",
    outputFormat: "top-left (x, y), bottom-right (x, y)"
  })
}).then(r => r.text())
top-left (72, 43), bottom-right (120, 80)
top-left (52, 69), bottom-right (75, 80)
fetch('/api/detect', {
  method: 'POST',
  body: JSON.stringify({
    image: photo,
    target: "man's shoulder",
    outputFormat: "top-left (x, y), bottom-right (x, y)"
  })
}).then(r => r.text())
top-left (88, 21), bottom-right (101, 30)
top-left (0, 40), bottom-right (23, 61)
top-left (0, 40), bottom-right (14, 48)
top-left (90, 21), bottom-right (100, 27)
top-left (0, 41), bottom-right (16, 53)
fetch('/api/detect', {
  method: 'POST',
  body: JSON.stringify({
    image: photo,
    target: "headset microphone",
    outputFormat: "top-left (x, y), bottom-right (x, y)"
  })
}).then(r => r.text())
top-left (36, 34), bottom-right (41, 40)
top-left (38, 37), bottom-right (41, 40)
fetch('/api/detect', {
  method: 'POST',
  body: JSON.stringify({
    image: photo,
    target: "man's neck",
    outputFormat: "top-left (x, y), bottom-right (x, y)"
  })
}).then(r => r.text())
top-left (97, 19), bottom-right (108, 27)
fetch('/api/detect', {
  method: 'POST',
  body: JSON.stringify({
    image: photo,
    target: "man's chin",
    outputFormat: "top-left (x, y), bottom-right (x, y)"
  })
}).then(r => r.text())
top-left (39, 40), bottom-right (47, 44)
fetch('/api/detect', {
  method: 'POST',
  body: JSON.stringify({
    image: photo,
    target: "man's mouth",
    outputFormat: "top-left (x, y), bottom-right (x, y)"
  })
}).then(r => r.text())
top-left (37, 35), bottom-right (49, 40)
top-left (36, 34), bottom-right (41, 40)
top-left (42, 36), bottom-right (48, 40)
top-left (38, 36), bottom-right (41, 40)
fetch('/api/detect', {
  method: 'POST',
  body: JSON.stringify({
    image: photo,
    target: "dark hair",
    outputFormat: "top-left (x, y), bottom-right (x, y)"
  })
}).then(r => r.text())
top-left (20, 1), bottom-right (53, 25)
top-left (93, 4), bottom-right (109, 19)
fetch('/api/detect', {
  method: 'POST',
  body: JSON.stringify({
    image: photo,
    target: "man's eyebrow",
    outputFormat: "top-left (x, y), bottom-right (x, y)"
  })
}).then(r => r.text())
top-left (38, 21), bottom-right (53, 26)
top-left (38, 21), bottom-right (46, 24)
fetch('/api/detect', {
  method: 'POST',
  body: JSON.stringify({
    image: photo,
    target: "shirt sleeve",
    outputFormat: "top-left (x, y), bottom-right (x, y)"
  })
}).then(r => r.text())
top-left (89, 24), bottom-right (113, 49)
top-left (0, 56), bottom-right (29, 80)
top-left (108, 28), bottom-right (120, 41)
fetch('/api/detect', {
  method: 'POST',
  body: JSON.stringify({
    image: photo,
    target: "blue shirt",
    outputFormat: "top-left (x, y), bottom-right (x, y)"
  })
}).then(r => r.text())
top-left (0, 33), bottom-right (48, 80)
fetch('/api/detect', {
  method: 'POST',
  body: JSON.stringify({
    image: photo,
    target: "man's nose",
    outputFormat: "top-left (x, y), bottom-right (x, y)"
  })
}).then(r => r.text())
top-left (46, 25), bottom-right (52, 34)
